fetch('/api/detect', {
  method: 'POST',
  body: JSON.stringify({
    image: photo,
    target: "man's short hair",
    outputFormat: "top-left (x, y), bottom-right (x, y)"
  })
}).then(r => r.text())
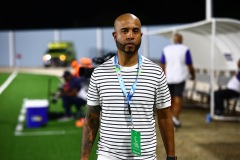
top-left (62, 70), bottom-right (72, 77)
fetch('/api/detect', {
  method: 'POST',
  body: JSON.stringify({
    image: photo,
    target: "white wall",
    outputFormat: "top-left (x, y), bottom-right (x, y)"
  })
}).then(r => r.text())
top-left (0, 24), bottom-right (177, 67)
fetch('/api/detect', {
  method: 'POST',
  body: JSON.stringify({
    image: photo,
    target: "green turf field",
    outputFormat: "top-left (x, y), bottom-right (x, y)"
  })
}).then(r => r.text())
top-left (0, 72), bottom-right (98, 160)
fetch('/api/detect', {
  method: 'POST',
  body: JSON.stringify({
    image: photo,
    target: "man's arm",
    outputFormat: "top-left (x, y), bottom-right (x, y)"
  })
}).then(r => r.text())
top-left (160, 52), bottom-right (166, 74)
top-left (188, 64), bottom-right (195, 80)
top-left (160, 63), bottom-right (166, 74)
top-left (185, 49), bottom-right (195, 81)
top-left (80, 105), bottom-right (101, 160)
top-left (61, 88), bottom-right (78, 97)
top-left (156, 107), bottom-right (175, 157)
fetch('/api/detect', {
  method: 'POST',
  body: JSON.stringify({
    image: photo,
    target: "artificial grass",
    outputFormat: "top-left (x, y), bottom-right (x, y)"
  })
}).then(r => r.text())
top-left (0, 72), bottom-right (11, 84)
top-left (0, 72), bottom-right (98, 160)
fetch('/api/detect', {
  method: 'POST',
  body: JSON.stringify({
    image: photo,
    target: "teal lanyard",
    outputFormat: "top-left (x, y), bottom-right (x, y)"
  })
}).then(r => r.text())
top-left (114, 54), bottom-right (142, 126)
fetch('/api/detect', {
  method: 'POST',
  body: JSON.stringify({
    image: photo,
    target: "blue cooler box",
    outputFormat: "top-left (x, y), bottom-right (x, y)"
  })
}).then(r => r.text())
top-left (24, 99), bottom-right (49, 128)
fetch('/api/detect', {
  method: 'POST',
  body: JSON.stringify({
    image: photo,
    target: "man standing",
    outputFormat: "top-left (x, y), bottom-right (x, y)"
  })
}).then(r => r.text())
top-left (160, 33), bottom-right (195, 128)
top-left (81, 13), bottom-right (176, 160)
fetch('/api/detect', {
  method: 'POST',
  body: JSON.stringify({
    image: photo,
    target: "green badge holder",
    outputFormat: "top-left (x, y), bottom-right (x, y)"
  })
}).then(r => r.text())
top-left (131, 129), bottom-right (141, 156)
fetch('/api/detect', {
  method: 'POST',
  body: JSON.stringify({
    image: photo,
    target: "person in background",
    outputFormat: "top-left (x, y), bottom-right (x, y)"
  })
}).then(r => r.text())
top-left (71, 60), bottom-right (80, 77)
top-left (71, 58), bottom-right (94, 78)
top-left (160, 33), bottom-right (195, 129)
top-left (70, 58), bottom-right (93, 126)
top-left (58, 70), bottom-right (86, 125)
top-left (80, 13), bottom-right (176, 160)
top-left (214, 59), bottom-right (240, 115)
top-left (78, 57), bottom-right (94, 77)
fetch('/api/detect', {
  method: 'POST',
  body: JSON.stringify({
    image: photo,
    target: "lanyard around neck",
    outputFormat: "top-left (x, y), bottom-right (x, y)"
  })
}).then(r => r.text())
top-left (114, 54), bottom-right (142, 126)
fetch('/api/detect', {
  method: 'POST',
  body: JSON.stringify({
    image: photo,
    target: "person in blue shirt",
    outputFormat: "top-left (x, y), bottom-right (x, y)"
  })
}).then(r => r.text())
top-left (58, 70), bottom-right (87, 122)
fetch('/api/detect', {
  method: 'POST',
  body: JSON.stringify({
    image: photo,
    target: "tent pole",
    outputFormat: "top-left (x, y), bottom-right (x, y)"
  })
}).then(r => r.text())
top-left (142, 27), bottom-right (149, 58)
top-left (206, 0), bottom-right (212, 21)
top-left (210, 19), bottom-right (216, 118)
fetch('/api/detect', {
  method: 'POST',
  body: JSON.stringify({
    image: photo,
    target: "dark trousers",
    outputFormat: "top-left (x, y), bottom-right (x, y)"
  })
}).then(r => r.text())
top-left (214, 89), bottom-right (239, 111)
top-left (61, 96), bottom-right (86, 118)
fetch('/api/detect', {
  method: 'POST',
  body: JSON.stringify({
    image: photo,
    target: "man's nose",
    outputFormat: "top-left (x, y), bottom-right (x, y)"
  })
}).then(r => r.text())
top-left (127, 31), bottom-right (134, 38)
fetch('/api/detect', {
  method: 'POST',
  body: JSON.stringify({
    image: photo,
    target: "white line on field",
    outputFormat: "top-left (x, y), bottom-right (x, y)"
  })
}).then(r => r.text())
top-left (15, 98), bottom-right (80, 137)
top-left (0, 70), bottom-right (18, 94)
top-left (14, 130), bottom-right (80, 136)
top-left (15, 102), bottom-right (26, 133)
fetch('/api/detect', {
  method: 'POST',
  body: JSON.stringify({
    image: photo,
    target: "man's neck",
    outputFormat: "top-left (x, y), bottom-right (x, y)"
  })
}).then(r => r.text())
top-left (117, 52), bottom-right (138, 67)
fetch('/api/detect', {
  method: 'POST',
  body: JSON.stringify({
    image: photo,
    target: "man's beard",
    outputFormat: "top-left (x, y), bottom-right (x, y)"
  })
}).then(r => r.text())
top-left (116, 39), bottom-right (141, 55)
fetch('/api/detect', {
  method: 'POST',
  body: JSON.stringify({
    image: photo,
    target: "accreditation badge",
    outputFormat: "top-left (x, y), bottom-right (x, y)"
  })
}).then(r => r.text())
top-left (131, 129), bottom-right (141, 156)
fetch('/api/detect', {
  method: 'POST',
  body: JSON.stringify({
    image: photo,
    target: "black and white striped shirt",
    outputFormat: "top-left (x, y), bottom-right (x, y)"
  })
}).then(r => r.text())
top-left (87, 55), bottom-right (171, 160)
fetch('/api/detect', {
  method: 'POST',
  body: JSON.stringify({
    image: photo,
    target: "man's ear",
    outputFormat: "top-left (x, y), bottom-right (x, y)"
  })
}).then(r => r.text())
top-left (112, 32), bottom-right (116, 40)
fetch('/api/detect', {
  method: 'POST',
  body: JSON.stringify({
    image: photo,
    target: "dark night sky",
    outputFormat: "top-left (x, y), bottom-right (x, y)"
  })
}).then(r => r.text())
top-left (0, 0), bottom-right (239, 30)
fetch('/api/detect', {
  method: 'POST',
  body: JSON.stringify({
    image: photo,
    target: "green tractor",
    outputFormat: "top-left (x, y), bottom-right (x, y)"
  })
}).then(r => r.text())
top-left (42, 41), bottom-right (76, 67)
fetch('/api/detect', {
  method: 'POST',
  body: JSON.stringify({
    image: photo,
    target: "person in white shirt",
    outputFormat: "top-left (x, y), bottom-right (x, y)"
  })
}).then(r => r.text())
top-left (214, 59), bottom-right (240, 115)
top-left (160, 33), bottom-right (195, 128)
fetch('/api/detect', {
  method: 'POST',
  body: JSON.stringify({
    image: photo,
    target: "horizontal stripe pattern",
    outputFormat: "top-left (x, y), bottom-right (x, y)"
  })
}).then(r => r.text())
top-left (87, 55), bottom-right (171, 160)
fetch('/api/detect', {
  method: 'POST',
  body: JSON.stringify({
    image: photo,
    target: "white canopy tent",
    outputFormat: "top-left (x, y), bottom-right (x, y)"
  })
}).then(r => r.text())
top-left (144, 18), bottom-right (240, 121)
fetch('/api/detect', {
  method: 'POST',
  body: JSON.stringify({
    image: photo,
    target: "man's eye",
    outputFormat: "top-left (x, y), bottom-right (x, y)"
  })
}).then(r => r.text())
top-left (133, 29), bottom-right (139, 34)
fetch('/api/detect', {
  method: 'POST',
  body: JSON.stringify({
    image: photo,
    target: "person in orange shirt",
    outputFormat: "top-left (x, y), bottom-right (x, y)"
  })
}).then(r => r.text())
top-left (78, 57), bottom-right (93, 77)
top-left (71, 60), bottom-right (80, 77)
top-left (75, 58), bottom-right (93, 127)
top-left (71, 57), bottom-right (94, 77)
